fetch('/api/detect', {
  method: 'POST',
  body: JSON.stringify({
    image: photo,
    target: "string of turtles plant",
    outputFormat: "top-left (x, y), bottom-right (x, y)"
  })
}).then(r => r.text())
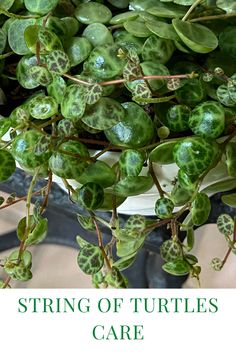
top-left (1, 0), bottom-right (236, 288)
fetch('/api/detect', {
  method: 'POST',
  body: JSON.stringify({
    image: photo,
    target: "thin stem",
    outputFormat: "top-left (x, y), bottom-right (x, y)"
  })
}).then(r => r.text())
top-left (221, 247), bottom-right (232, 267)
top-left (144, 218), bottom-right (171, 232)
top-left (58, 149), bottom-right (95, 163)
top-left (62, 73), bottom-right (92, 86)
top-left (93, 145), bottom-right (112, 159)
top-left (149, 162), bottom-right (164, 197)
top-left (2, 276), bottom-right (11, 289)
top-left (0, 52), bottom-right (14, 60)
top-left (108, 24), bottom-right (124, 31)
top-left (134, 94), bottom-right (175, 104)
top-left (0, 8), bottom-right (40, 19)
top-left (93, 218), bottom-right (112, 271)
top-left (0, 189), bottom-right (45, 210)
top-left (40, 172), bottom-right (52, 214)
top-left (61, 178), bottom-right (76, 194)
top-left (38, 116), bottom-right (62, 128)
top-left (94, 216), bottom-right (111, 230)
top-left (190, 12), bottom-right (236, 23)
top-left (182, 0), bottom-right (202, 21)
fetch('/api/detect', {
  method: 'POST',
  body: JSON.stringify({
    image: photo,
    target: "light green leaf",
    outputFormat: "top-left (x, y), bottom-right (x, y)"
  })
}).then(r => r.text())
top-left (222, 193), bottom-right (236, 208)
top-left (114, 175), bottom-right (153, 196)
top-left (24, 0), bottom-right (59, 15)
top-left (162, 259), bottom-right (190, 275)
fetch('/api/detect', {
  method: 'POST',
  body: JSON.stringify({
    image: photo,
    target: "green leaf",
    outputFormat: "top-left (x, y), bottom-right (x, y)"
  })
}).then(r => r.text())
top-left (65, 37), bottom-right (92, 67)
top-left (116, 236), bottom-right (145, 257)
top-left (61, 84), bottom-right (87, 121)
top-left (201, 178), bottom-right (236, 194)
top-left (226, 142), bottom-right (236, 177)
top-left (104, 267), bottom-right (127, 288)
top-left (83, 23), bottom-right (114, 47)
top-left (76, 235), bottom-right (91, 248)
top-left (77, 214), bottom-right (96, 231)
top-left (28, 66), bottom-right (53, 86)
top-left (0, 117), bottom-right (11, 138)
top-left (16, 55), bottom-right (40, 89)
top-left (140, 61), bottom-right (170, 91)
top-left (142, 35), bottom-right (174, 64)
top-left (0, 150), bottom-right (16, 182)
top-left (29, 95), bottom-right (58, 119)
top-left (85, 83), bottom-right (103, 105)
top-left (105, 102), bottom-right (154, 148)
top-left (114, 175), bottom-right (153, 197)
top-left (147, 2), bottom-right (186, 18)
top-left (75, 2), bottom-right (112, 25)
top-left (77, 244), bottom-right (104, 275)
top-left (8, 19), bottom-right (36, 55)
top-left (0, 29), bottom-right (7, 55)
top-left (186, 227), bottom-right (194, 251)
top-left (172, 19), bottom-right (218, 53)
top-left (113, 255), bottom-right (136, 271)
top-left (222, 193), bottom-right (236, 208)
top-left (125, 214), bottom-right (147, 232)
top-left (76, 182), bottom-right (104, 210)
top-left (0, 0), bottom-right (15, 10)
top-left (191, 193), bottom-right (211, 226)
top-left (219, 27), bottom-right (236, 59)
top-left (160, 240), bottom-right (183, 262)
top-left (162, 259), bottom-right (190, 276)
top-left (171, 182), bottom-right (193, 206)
top-left (76, 160), bottom-right (116, 188)
top-left (24, 0), bottom-right (59, 15)
top-left (97, 190), bottom-right (126, 211)
top-left (17, 216), bottom-right (48, 246)
top-left (46, 50), bottom-right (70, 75)
top-left (217, 214), bottom-right (234, 236)
top-left (146, 19), bottom-right (179, 41)
top-left (47, 75), bottom-right (66, 104)
top-left (82, 97), bottom-right (125, 130)
top-left (149, 141), bottom-right (177, 164)
top-left (119, 149), bottom-right (145, 177)
top-left (124, 19), bottom-right (152, 38)
top-left (216, 0), bottom-right (236, 13)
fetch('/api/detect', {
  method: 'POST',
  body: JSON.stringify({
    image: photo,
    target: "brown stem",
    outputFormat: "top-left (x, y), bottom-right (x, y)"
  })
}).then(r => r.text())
top-left (39, 116), bottom-right (62, 129)
top-left (149, 162), bottom-right (164, 197)
top-left (93, 145), bottom-right (113, 159)
top-left (2, 276), bottom-right (11, 289)
top-left (221, 247), bottom-right (232, 267)
top-left (93, 218), bottom-right (112, 271)
top-left (58, 149), bottom-right (95, 163)
top-left (62, 73), bottom-right (92, 86)
top-left (182, 0), bottom-right (202, 21)
top-left (144, 218), bottom-right (171, 232)
top-left (0, 189), bottom-right (45, 210)
top-left (40, 172), bottom-right (52, 214)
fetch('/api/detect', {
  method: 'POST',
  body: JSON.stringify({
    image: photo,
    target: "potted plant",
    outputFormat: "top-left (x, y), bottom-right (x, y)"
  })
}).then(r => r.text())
top-left (1, 0), bottom-right (236, 289)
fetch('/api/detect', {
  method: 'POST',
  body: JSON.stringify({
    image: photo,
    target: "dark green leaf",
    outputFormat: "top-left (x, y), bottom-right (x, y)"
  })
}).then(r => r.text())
top-left (0, 150), bottom-right (16, 182)
top-left (222, 193), bottom-right (236, 208)
top-left (217, 214), bottom-right (234, 236)
top-left (191, 193), bottom-right (211, 226)
top-left (114, 175), bottom-right (153, 196)
top-left (77, 244), bottom-right (104, 275)
top-left (162, 259), bottom-right (190, 276)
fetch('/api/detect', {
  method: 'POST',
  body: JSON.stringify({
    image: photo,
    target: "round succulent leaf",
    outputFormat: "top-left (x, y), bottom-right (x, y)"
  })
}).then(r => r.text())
top-left (49, 140), bottom-right (89, 179)
top-left (60, 16), bottom-right (80, 38)
top-left (119, 149), bottom-right (145, 177)
top-left (113, 175), bottom-right (153, 197)
top-left (16, 55), bottom-right (40, 89)
top-left (46, 50), bottom-right (70, 75)
top-left (165, 104), bottom-right (191, 132)
top-left (82, 97), bottom-right (124, 130)
top-left (129, 0), bottom-right (158, 11)
top-left (112, 255), bottom-right (136, 271)
top-left (126, 79), bottom-right (152, 101)
top-left (147, 2), bottom-right (186, 18)
top-left (38, 27), bottom-right (63, 52)
top-left (83, 23), bottom-right (114, 47)
top-left (85, 83), bottom-right (103, 105)
top-left (142, 35), bottom-right (174, 64)
top-left (0, 0), bottom-right (15, 10)
top-left (219, 26), bottom-right (236, 59)
top-left (77, 244), bottom-right (104, 275)
top-left (8, 19), bottom-right (36, 55)
top-left (75, 2), bottom-right (112, 24)
top-left (201, 178), bottom-right (236, 194)
top-left (216, 0), bottom-right (236, 13)
top-left (57, 119), bottom-right (77, 137)
top-left (84, 44), bottom-right (124, 79)
top-left (171, 182), bottom-right (194, 206)
top-left (149, 140), bottom-right (177, 164)
top-left (28, 66), bottom-right (53, 86)
top-left (76, 160), bottom-right (116, 188)
top-left (189, 101), bottom-right (225, 139)
top-left (77, 182), bottom-right (104, 210)
top-left (0, 29), bottom-right (7, 54)
top-left (173, 137), bottom-right (219, 175)
top-left (155, 197), bottom-right (174, 219)
top-left (217, 214), bottom-right (234, 236)
top-left (140, 61), bottom-right (170, 91)
top-left (61, 84), bottom-right (87, 121)
top-left (160, 240), bottom-right (183, 262)
top-left (226, 142), bottom-right (236, 177)
top-left (0, 150), bottom-right (16, 182)
top-left (124, 19), bottom-right (152, 38)
top-left (105, 102), bottom-right (154, 148)
top-left (162, 259), bottom-right (190, 276)
top-left (24, 0), bottom-right (59, 14)
top-left (29, 96), bottom-right (58, 119)
top-left (110, 11), bottom-right (139, 25)
top-left (116, 237), bottom-right (145, 258)
top-left (172, 19), bottom-right (218, 53)
top-left (175, 79), bottom-right (205, 106)
top-left (191, 193), bottom-right (211, 226)
top-left (146, 19), bottom-right (179, 41)
top-left (64, 37), bottom-right (92, 67)
top-left (11, 131), bottom-right (51, 169)
top-left (217, 84), bottom-right (236, 107)
top-left (125, 214), bottom-right (146, 233)
top-left (108, 0), bottom-right (129, 8)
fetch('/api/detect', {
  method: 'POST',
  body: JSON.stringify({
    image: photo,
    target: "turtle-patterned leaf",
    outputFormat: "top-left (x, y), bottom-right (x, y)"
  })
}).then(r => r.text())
top-left (46, 50), bottom-right (71, 75)
top-left (123, 61), bottom-right (141, 81)
top-left (104, 267), bottom-right (128, 288)
top-left (217, 214), bottom-right (234, 237)
top-left (85, 83), bottom-right (103, 105)
top-left (162, 259), bottom-right (190, 276)
top-left (61, 84), bottom-right (87, 121)
top-left (76, 214), bottom-right (96, 231)
top-left (124, 214), bottom-right (146, 233)
top-left (28, 66), bottom-right (53, 86)
top-left (34, 135), bottom-right (51, 156)
top-left (0, 150), bottom-right (16, 182)
top-left (119, 149), bottom-right (144, 177)
top-left (191, 192), bottom-right (211, 226)
top-left (160, 240), bottom-right (183, 262)
top-left (77, 244), bottom-right (104, 275)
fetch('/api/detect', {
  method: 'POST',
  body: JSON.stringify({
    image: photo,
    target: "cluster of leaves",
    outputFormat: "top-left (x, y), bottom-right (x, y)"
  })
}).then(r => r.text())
top-left (1, 0), bottom-right (236, 288)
